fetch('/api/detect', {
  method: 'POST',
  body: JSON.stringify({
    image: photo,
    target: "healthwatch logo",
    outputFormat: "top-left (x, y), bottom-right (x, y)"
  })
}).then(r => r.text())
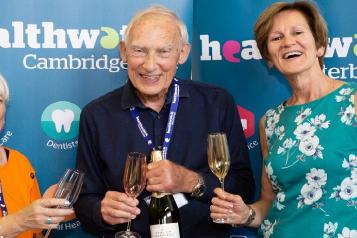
top-left (200, 34), bottom-right (357, 79)
top-left (41, 101), bottom-right (81, 150)
top-left (0, 21), bottom-right (128, 73)
top-left (237, 105), bottom-right (255, 138)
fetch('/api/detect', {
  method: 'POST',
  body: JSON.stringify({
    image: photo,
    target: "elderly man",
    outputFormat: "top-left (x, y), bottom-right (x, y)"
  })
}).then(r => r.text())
top-left (74, 5), bottom-right (255, 238)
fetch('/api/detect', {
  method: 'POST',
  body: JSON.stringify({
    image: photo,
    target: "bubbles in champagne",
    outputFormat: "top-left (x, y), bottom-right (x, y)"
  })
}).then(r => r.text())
top-left (207, 133), bottom-right (231, 181)
top-left (123, 152), bottom-right (147, 198)
top-left (208, 157), bottom-right (230, 180)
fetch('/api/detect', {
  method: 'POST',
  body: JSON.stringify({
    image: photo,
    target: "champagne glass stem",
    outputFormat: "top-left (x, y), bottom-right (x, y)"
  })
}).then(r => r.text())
top-left (44, 229), bottom-right (52, 238)
top-left (220, 178), bottom-right (225, 192)
top-left (126, 220), bottom-right (132, 232)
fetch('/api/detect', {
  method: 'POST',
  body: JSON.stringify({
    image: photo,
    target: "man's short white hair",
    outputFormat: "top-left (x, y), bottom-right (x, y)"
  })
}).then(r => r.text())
top-left (124, 5), bottom-right (189, 47)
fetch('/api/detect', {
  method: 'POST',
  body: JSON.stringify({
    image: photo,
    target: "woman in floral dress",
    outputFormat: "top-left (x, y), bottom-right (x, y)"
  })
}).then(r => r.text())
top-left (210, 1), bottom-right (357, 237)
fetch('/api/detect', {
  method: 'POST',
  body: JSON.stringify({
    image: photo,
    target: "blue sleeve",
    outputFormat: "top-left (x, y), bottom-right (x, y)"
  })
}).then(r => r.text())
top-left (74, 105), bottom-right (125, 235)
top-left (194, 89), bottom-right (255, 204)
top-left (223, 92), bottom-right (255, 203)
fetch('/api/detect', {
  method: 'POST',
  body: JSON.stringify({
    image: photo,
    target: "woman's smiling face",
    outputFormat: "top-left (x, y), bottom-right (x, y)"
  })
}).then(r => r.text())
top-left (267, 10), bottom-right (324, 76)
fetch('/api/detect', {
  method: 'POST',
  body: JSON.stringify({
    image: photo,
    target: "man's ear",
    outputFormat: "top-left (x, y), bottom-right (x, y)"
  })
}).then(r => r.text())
top-left (178, 44), bottom-right (191, 65)
top-left (119, 41), bottom-right (127, 62)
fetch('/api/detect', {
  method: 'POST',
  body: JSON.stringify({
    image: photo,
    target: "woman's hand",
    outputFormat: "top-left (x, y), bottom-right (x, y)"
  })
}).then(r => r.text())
top-left (210, 188), bottom-right (251, 225)
top-left (0, 198), bottom-right (74, 237)
top-left (16, 198), bottom-right (74, 230)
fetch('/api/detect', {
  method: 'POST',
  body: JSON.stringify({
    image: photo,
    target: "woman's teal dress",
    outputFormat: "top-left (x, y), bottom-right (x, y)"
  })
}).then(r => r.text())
top-left (260, 83), bottom-right (357, 238)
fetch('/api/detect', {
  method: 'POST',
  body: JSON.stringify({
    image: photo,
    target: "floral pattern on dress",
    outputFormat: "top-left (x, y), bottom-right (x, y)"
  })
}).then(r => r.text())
top-left (295, 108), bottom-right (312, 125)
top-left (310, 114), bottom-right (330, 129)
top-left (260, 219), bottom-right (278, 238)
top-left (270, 107), bottom-right (329, 169)
top-left (262, 84), bottom-right (357, 237)
top-left (335, 88), bottom-right (354, 102)
top-left (297, 168), bottom-right (329, 215)
top-left (330, 154), bottom-right (357, 209)
top-left (337, 227), bottom-right (357, 238)
top-left (324, 222), bottom-right (339, 238)
top-left (336, 87), bottom-right (356, 126)
top-left (265, 162), bottom-right (286, 210)
top-left (324, 222), bottom-right (357, 238)
top-left (293, 111), bottom-right (327, 160)
top-left (265, 109), bottom-right (282, 148)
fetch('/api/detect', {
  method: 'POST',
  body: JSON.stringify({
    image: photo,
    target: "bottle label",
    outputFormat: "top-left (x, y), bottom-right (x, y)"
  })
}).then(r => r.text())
top-left (150, 223), bottom-right (180, 238)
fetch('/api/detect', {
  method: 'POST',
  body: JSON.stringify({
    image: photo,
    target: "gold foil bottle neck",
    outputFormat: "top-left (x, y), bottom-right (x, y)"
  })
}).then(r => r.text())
top-left (150, 150), bottom-right (170, 197)
top-left (151, 150), bottom-right (163, 162)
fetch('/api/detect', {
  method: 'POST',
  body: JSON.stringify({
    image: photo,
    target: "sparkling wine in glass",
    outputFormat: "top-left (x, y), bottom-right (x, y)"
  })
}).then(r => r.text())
top-left (115, 152), bottom-right (147, 238)
top-left (207, 132), bottom-right (230, 223)
top-left (44, 168), bottom-right (84, 238)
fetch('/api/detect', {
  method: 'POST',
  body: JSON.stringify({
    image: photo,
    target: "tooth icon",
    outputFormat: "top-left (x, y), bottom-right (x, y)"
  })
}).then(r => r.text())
top-left (51, 109), bottom-right (75, 133)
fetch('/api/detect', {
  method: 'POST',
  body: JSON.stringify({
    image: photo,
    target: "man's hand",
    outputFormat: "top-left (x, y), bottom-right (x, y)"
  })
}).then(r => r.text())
top-left (146, 160), bottom-right (198, 193)
top-left (101, 191), bottom-right (140, 225)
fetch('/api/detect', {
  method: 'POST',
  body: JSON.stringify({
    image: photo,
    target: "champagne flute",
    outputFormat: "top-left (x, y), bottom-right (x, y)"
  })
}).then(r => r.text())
top-left (115, 152), bottom-right (147, 238)
top-left (44, 169), bottom-right (84, 238)
top-left (207, 132), bottom-right (230, 223)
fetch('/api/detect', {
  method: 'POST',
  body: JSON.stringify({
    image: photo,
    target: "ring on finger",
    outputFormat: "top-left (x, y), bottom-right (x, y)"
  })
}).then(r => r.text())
top-left (47, 217), bottom-right (52, 225)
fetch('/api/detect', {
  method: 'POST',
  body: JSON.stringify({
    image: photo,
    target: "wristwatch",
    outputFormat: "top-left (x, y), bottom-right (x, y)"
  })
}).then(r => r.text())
top-left (232, 205), bottom-right (256, 227)
top-left (190, 174), bottom-right (206, 197)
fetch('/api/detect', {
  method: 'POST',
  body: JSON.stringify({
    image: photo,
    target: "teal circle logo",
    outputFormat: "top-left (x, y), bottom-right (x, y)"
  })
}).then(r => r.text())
top-left (41, 101), bottom-right (81, 141)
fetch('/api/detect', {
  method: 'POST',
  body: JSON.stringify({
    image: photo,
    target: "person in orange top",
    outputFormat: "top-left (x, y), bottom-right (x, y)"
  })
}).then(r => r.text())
top-left (0, 74), bottom-right (73, 238)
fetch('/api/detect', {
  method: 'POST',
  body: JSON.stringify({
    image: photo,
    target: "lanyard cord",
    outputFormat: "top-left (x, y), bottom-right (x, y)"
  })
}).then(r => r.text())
top-left (0, 180), bottom-right (8, 217)
top-left (129, 78), bottom-right (180, 160)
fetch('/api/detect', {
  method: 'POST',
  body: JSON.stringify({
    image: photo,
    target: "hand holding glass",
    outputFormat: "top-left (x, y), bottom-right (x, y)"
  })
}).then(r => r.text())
top-left (44, 168), bottom-right (84, 238)
top-left (207, 132), bottom-right (230, 223)
top-left (115, 152), bottom-right (147, 238)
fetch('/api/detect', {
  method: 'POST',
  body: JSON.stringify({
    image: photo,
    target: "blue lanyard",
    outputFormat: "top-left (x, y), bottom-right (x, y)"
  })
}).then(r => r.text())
top-left (130, 78), bottom-right (180, 160)
top-left (0, 181), bottom-right (8, 217)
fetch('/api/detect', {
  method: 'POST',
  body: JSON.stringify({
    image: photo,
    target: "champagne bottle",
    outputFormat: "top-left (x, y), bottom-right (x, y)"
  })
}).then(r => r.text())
top-left (149, 150), bottom-right (181, 238)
